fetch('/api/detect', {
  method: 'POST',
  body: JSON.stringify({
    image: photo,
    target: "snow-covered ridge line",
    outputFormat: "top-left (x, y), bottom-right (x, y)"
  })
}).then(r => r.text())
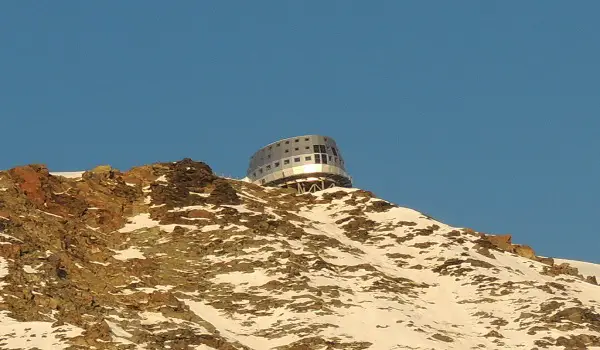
top-left (50, 171), bottom-right (85, 179)
top-left (555, 258), bottom-right (600, 280)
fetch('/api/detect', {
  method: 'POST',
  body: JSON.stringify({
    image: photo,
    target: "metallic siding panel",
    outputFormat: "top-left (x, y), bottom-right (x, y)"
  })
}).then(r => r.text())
top-left (246, 134), bottom-right (351, 187)
top-left (250, 164), bottom-right (350, 186)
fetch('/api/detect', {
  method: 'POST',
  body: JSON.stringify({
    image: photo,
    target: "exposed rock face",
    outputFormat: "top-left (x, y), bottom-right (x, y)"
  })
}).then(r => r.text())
top-left (477, 233), bottom-right (537, 260)
top-left (0, 159), bottom-right (598, 350)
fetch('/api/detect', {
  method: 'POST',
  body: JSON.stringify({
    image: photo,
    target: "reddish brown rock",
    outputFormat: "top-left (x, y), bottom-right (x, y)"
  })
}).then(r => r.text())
top-left (484, 234), bottom-right (513, 252)
top-left (514, 245), bottom-right (536, 260)
top-left (8, 164), bottom-right (50, 206)
top-left (0, 244), bottom-right (22, 259)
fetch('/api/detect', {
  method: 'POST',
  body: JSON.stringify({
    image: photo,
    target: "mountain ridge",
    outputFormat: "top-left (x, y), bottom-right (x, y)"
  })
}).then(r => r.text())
top-left (0, 159), bottom-right (599, 349)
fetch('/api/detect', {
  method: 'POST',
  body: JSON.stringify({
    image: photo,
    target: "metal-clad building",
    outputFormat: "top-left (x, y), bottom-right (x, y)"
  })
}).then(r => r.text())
top-left (246, 135), bottom-right (352, 193)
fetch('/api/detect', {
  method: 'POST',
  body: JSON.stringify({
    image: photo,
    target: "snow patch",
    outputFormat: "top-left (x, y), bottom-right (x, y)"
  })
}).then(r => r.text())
top-left (119, 213), bottom-right (160, 233)
top-left (50, 171), bottom-right (85, 179)
top-left (36, 210), bottom-right (63, 219)
top-left (0, 257), bottom-right (8, 292)
top-left (23, 264), bottom-right (41, 274)
top-left (0, 311), bottom-right (84, 349)
top-left (119, 213), bottom-right (197, 233)
top-left (112, 247), bottom-right (146, 261)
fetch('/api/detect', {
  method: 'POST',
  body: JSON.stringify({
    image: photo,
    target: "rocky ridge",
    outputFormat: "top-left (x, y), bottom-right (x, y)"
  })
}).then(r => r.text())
top-left (0, 159), bottom-right (599, 350)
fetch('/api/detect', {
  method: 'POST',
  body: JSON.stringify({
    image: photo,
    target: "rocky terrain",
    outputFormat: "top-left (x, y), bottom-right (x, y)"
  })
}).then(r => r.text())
top-left (0, 159), bottom-right (599, 350)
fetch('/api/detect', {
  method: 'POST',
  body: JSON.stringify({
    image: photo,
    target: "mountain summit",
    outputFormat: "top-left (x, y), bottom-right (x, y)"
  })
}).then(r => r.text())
top-left (0, 159), bottom-right (599, 350)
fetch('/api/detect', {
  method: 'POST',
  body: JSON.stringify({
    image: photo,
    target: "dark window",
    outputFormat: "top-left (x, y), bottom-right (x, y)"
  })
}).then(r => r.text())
top-left (274, 162), bottom-right (280, 167)
top-left (261, 179), bottom-right (266, 184)
top-left (259, 168), bottom-right (263, 173)
top-left (294, 147), bottom-right (299, 151)
top-left (295, 139), bottom-right (299, 142)
top-left (329, 156), bottom-right (332, 161)
top-left (253, 172), bottom-right (256, 177)
top-left (285, 149), bottom-right (289, 153)
top-left (313, 145), bottom-right (320, 153)
top-left (335, 157), bottom-right (338, 163)
top-left (267, 154), bottom-right (271, 158)
top-left (331, 147), bottom-right (338, 156)
top-left (314, 154), bottom-right (321, 163)
top-left (294, 157), bottom-right (301, 162)
top-left (285, 141), bottom-right (289, 144)
top-left (319, 145), bottom-right (326, 153)
top-left (284, 159), bottom-right (290, 165)
top-left (269, 146), bottom-right (272, 150)
top-left (322, 155), bottom-right (328, 164)
top-left (266, 165), bottom-right (271, 170)
top-left (305, 156), bottom-right (311, 161)
top-left (305, 146), bottom-right (310, 150)
top-left (276, 143), bottom-right (280, 147)
top-left (324, 138), bottom-right (328, 141)
top-left (305, 138), bottom-right (309, 141)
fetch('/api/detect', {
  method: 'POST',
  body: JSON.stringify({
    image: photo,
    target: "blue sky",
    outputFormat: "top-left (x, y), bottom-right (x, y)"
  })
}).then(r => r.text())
top-left (1, 2), bottom-right (599, 263)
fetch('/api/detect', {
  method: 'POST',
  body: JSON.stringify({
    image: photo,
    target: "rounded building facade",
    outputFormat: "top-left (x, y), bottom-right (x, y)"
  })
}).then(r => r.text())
top-left (246, 135), bottom-right (352, 193)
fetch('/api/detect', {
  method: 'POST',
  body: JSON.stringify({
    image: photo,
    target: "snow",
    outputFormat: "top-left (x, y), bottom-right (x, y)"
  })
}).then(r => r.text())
top-left (194, 345), bottom-right (217, 350)
top-left (190, 192), bottom-right (211, 197)
top-left (555, 258), bottom-right (600, 281)
top-left (239, 191), bottom-right (268, 204)
top-left (0, 311), bottom-right (84, 350)
top-left (119, 213), bottom-right (161, 233)
top-left (2, 174), bottom-right (599, 349)
top-left (112, 247), bottom-right (146, 261)
top-left (139, 311), bottom-right (171, 325)
top-left (118, 213), bottom-right (196, 233)
top-left (201, 224), bottom-right (221, 232)
top-left (220, 204), bottom-right (255, 214)
top-left (50, 171), bottom-right (85, 179)
top-left (0, 257), bottom-right (8, 292)
top-left (0, 232), bottom-right (23, 243)
top-left (23, 264), bottom-right (40, 274)
top-left (105, 320), bottom-right (135, 345)
top-left (181, 299), bottom-right (297, 349)
top-left (210, 269), bottom-right (287, 292)
top-left (36, 210), bottom-right (63, 218)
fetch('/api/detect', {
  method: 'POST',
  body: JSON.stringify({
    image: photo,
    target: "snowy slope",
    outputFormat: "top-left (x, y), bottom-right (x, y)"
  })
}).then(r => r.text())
top-left (555, 258), bottom-right (600, 281)
top-left (0, 161), bottom-right (599, 350)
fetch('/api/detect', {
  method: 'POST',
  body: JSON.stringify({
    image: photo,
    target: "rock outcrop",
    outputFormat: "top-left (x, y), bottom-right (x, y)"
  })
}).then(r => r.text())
top-left (0, 159), bottom-right (598, 350)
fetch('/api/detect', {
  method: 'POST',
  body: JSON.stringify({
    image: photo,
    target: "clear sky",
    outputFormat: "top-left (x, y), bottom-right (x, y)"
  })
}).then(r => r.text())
top-left (1, 2), bottom-right (599, 263)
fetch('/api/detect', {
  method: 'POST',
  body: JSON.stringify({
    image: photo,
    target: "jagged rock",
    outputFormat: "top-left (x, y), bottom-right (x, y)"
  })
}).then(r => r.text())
top-left (208, 178), bottom-right (240, 205)
top-left (485, 330), bottom-right (504, 338)
top-left (0, 159), bottom-right (598, 349)
top-left (8, 164), bottom-right (51, 206)
top-left (431, 333), bottom-right (454, 342)
top-left (478, 233), bottom-right (538, 261)
top-left (514, 245), bottom-right (536, 259)
top-left (542, 263), bottom-right (580, 277)
top-left (482, 234), bottom-right (513, 251)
